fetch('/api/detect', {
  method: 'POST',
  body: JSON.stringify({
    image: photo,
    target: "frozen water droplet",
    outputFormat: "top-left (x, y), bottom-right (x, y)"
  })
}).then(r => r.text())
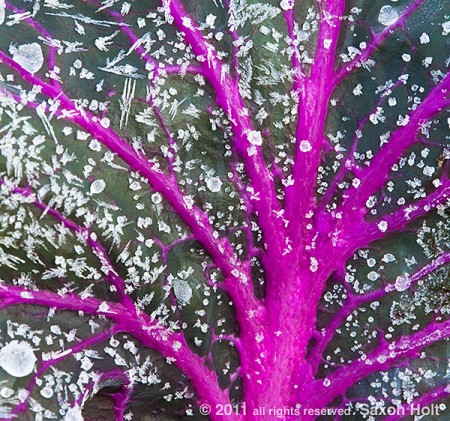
top-left (65, 406), bottom-right (83, 421)
top-left (280, 0), bottom-right (293, 11)
top-left (90, 179), bottom-right (105, 194)
top-left (300, 140), bottom-right (312, 152)
top-left (377, 355), bottom-right (387, 364)
top-left (378, 5), bottom-right (398, 26)
top-left (367, 258), bottom-right (376, 267)
top-left (151, 192), bottom-right (162, 204)
top-left (0, 341), bottom-right (36, 377)
top-left (395, 274), bottom-right (411, 292)
top-left (367, 271), bottom-right (380, 281)
top-left (323, 378), bottom-right (331, 387)
top-left (173, 279), bottom-right (192, 306)
top-left (40, 386), bottom-right (54, 399)
top-left (11, 43), bottom-right (44, 74)
top-left (0, 387), bottom-right (14, 398)
top-left (206, 177), bottom-right (222, 193)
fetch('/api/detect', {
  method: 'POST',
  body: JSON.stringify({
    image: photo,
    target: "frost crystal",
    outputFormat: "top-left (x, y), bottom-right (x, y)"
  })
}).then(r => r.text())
top-left (0, 341), bottom-right (37, 377)
top-left (173, 279), bottom-right (193, 306)
top-left (11, 43), bottom-right (44, 74)
top-left (206, 177), bottom-right (223, 193)
top-left (310, 257), bottom-right (318, 272)
top-left (378, 6), bottom-right (398, 26)
top-left (90, 179), bottom-right (106, 194)
top-left (65, 406), bottom-right (84, 421)
top-left (419, 33), bottom-right (430, 44)
top-left (402, 54), bottom-right (411, 62)
top-left (442, 21), bottom-right (450, 36)
top-left (151, 192), bottom-right (162, 204)
top-left (247, 130), bottom-right (263, 146)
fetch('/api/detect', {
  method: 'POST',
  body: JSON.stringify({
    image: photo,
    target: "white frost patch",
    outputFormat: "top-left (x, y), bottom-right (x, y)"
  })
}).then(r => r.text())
top-left (88, 139), bottom-right (102, 152)
top-left (183, 195), bottom-right (194, 209)
top-left (247, 130), bottom-right (263, 146)
top-left (442, 21), bottom-right (450, 36)
top-left (65, 406), bottom-right (84, 421)
top-left (323, 39), bottom-right (332, 49)
top-left (378, 5), bottom-right (398, 26)
top-left (90, 179), bottom-right (105, 194)
top-left (247, 145), bottom-right (257, 156)
top-left (401, 53), bottom-right (411, 62)
top-left (0, 341), bottom-right (36, 377)
top-left (173, 279), bottom-right (192, 306)
top-left (395, 274), bottom-right (411, 292)
top-left (419, 33), bottom-right (430, 44)
top-left (377, 355), bottom-right (387, 364)
top-left (382, 253), bottom-right (396, 263)
top-left (433, 179), bottom-right (442, 188)
top-left (310, 257), bottom-right (318, 272)
top-left (377, 221), bottom-right (388, 232)
top-left (205, 14), bottom-right (216, 28)
top-left (353, 84), bottom-right (363, 96)
top-left (422, 57), bottom-right (433, 68)
top-left (423, 166), bottom-right (435, 177)
top-left (299, 140), bottom-right (312, 152)
top-left (0, 0), bottom-right (5, 25)
top-left (98, 302), bottom-right (109, 313)
top-left (10, 43), bottom-right (44, 74)
top-left (100, 117), bottom-right (110, 128)
top-left (158, 220), bottom-right (171, 234)
top-left (206, 176), bottom-right (222, 193)
top-left (181, 17), bottom-right (192, 28)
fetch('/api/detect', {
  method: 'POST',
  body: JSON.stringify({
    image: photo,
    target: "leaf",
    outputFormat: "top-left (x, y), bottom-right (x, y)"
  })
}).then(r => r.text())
top-left (0, 0), bottom-right (449, 419)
